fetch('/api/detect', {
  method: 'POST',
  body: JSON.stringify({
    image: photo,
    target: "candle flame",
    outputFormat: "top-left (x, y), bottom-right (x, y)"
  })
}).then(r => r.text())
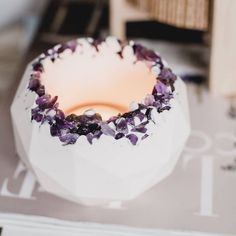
top-left (66, 102), bottom-right (127, 120)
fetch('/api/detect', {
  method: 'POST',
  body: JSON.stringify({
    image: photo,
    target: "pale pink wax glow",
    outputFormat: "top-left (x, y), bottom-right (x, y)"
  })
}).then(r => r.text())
top-left (40, 50), bottom-right (156, 120)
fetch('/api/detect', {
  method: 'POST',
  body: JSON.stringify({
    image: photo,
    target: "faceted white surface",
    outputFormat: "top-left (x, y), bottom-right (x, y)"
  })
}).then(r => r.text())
top-left (11, 61), bottom-right (190, 205)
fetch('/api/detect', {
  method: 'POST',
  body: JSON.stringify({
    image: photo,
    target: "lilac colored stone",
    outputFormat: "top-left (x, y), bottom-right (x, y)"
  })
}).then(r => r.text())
top-left (131, 126), bottom-right (147, 133)
top-left (154, 81), bottom-right (168, 94)
top-left (159, 68), bottom-right (177, 84)
top-left (116, 118), bottom-right (128, 134)
top-left (35, 94), bottom-right (50, 106)
top-left (100, 123), bottom-right (116, 137)
top-left (67, 40), bottom-right (77, 52)
top-left (126, 134), bottom-right (138, 145)
top-left (144, 94), bottom-right (155, 106)
top-left (136, 112), bottom-right (146, 122)
top-left (59, 133), bottom-right (79, 145)
top-left (36, 95), bottom-right (58, 109)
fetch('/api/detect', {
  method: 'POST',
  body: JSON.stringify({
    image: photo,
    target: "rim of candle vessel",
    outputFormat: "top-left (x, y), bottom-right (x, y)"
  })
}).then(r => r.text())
top-left (28, 37), bottom-right (177, 145)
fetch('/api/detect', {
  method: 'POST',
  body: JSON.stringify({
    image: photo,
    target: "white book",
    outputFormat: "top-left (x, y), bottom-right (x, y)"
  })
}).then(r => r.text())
top-left (0, 82), bottom-right (235, 235)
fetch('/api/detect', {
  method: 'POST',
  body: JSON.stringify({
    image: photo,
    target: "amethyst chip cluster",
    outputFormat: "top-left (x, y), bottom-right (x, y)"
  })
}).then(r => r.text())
top-left (28, 38), bottom-right (177, 145)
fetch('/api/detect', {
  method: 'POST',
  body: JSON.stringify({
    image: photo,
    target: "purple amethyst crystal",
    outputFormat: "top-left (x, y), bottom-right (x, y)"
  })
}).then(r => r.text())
top-left (100, 123), bottom-right (116, 137)
top-left (77, 124), bottom-right (92, 135)
top-left (133, 44), bottom-right (161, 63)
top-left (59, 133), bottom-right (79, 145)
top-left (136, 111), bottom-right (146, 121)
top-left (58, 40), bottom-right (77, 54)
top-left (154, 81), bottom-right (168, 95)
top-left (158, 68), bottom-right (177, 91)
top-left (141, 134), bottom-right (149, 140)
top-left (36, 95), bottom-right (58, 109)
top-left (32, 62), bottom-right (43, 72)
top-left (115, 133), bottom-right (125, 140)
top-left (31, 107), bottom-right (43, 122)
top-left (126, 134), bottom-right (138, 145)
top-left (66, 114), bottom-right (78, 122)
top-left (50, 124), bottom-right (61, 136)
top-left (86, 129), bottom-right (102, 144)
top-left (36, 85), bottom-right (45, 97)
top-left (116, 118), bottom-right (128, 134)
top-left (28, 79), bottom-right (40, 91)
top-left (131, 125), bottom-right (147, 133)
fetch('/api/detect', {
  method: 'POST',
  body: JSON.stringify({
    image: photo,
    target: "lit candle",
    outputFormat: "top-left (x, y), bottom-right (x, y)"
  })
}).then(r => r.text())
top-left (66, 102), bottom-right (127, 120)
top-left (41, 44), bottom-right (156, 121)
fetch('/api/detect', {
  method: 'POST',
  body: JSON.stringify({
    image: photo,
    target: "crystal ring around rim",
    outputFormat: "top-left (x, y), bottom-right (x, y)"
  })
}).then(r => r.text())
top-left (28, 37), bottom-right (177, 146)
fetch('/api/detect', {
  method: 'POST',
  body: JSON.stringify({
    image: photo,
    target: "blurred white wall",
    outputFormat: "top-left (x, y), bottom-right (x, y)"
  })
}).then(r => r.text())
top-left (0, 0), bottom-right (48, 30)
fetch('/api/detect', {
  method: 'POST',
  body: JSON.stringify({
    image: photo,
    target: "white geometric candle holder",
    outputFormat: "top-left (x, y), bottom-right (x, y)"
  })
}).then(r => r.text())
top-left (11, 37), bottom-right (190, 206)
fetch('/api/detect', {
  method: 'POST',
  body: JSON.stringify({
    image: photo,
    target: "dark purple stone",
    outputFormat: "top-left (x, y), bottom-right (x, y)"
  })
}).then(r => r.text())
top-left (141, 134), bottom-right (149, 140)
top-left (36, 95), bottom-right (58, 109)
top-left (50, 124), bottom-right (60, 136)
top-left (66, 114), bottom-right (78, 122)
top-left (31, 107), bottom-right (43, 122)
top-left (126, 134), bottom-right (138, 145)
top-left (159, 68), bottom-right (177, 84)
top-left (133, 44), bottom-right (160, 62)
top-left (145, 108), bottom-right (153, 120)
top-left (115, 133), bottom-right (125, 140)
top-left (138, 103), bottom-right (147, 110)
top-left (36, 85), bottom-right (45, 97)
top-left (28, 79), bottom-right (40, 91)
top-left (88, 123), bottom-right (101, 133)
top-left (131, 125), bottom-right (147, 133)
top-left (92, 38), bottom-right (103, 51)
top-left (32, 62), bottom-right (43, 72)
top-left (136, 112), bottom-right (146, 121)
top-left (77, 124), bottom-right (91, 135)
top-left (144, 50), bottom-right (159, 61)
top-left (158, 105), bottom-right (171, 112)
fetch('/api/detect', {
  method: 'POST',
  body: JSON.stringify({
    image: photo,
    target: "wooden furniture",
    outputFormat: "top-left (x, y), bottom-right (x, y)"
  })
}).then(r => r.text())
top-left (110, 0), bottom-right (209, 39)
top-left (109, 0), bottom-right (149, 39)
top-left (109, 0), bottom-right (236, 97)
top-left (210, 0), bottom-right (236, 97)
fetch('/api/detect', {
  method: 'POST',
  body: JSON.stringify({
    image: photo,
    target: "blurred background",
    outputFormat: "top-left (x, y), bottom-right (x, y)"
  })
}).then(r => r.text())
top-left (0, 0), bottom-right (235, 113)
top-left (1, 2), bottom-right (236, 234)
